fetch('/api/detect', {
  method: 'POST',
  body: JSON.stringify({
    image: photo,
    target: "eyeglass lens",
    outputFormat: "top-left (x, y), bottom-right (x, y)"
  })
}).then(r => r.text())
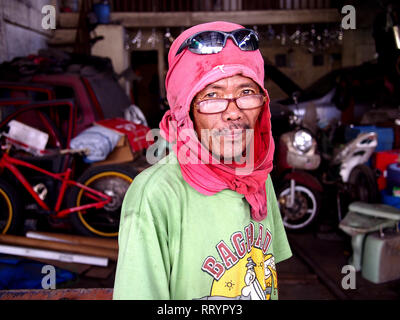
top-left (198, 95), bottom-right (264, 113)
top-left (232, 30), bottom-right (259, 50)
top-left (190, 31), bottom-right (225, 54)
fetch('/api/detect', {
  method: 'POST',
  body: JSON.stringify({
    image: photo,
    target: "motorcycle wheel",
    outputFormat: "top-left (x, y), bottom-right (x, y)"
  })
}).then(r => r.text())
top-left (348, 164), bottom-right (379, 203)
top-left (68, 163), bottom-right (138, 238)
top-left (277, 182), bottom-right (321, 231)
top-left (0, 179), bottom-right (21, 234)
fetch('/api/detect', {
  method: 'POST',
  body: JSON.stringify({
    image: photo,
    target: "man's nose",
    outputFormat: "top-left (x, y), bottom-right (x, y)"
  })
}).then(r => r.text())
top-left (222, 99), bottom-right (243, 121)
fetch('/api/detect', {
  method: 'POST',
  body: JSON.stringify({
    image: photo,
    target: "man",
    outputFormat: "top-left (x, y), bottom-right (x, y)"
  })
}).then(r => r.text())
top-left (113, 21), bottom-right (292, 300)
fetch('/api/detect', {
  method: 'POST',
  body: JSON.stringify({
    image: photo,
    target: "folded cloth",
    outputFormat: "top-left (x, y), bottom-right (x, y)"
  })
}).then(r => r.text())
top-left (70, 125), bottom-right (122, 163)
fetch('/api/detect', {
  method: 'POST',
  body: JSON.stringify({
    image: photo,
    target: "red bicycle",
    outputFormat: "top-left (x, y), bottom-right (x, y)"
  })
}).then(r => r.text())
top-left (0, 100), bottom-right (138, 238)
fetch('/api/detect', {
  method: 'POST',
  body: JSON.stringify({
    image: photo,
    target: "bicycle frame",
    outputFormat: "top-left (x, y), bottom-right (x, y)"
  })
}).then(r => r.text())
top-left (0, 151), bottom-right (112, 219)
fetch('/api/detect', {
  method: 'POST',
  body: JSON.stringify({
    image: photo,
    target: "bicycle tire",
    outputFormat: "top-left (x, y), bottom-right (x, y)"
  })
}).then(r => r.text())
top-left (0, 179), bottom-right (21, 234)
top-left (68, 163), bottom-right (138, 238)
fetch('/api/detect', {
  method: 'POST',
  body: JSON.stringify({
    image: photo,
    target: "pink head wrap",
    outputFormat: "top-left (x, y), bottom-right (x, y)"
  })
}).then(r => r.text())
top-left (159, 21), bottom-right (275, 221)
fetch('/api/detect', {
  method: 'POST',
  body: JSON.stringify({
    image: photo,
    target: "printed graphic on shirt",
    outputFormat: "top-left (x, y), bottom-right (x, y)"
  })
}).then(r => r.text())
top-left (199, 222), bottom-right (278, 300)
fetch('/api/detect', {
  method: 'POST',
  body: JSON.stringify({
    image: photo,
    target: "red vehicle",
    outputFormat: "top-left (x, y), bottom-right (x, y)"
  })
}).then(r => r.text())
top-left (0, 55), bottom-right (153, 237)
top-left (30, 73), bottom-right (124, 135)
top-left (0, 99), bottom-right (142, 238)
top-left (0, 71), bottom-right (131, 136)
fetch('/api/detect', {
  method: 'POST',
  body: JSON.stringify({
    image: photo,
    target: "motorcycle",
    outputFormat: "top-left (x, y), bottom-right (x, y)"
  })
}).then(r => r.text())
top-left (275, 94), bottom-right (379, 231)
top-left (320, 128), bottom-right (380, 222)
top-left (274, 95), bottom-right (323, 231)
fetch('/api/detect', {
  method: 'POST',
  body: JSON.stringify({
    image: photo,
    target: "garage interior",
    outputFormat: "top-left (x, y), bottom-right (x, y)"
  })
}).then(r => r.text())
top-left (0, 0), bottom-right (399, 301)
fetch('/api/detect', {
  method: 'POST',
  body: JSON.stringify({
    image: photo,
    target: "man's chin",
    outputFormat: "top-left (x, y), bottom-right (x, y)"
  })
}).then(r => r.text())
top-left (212, 146), bottom-right (248, 164)
top-left (203, 131), bottom-right (255, 164)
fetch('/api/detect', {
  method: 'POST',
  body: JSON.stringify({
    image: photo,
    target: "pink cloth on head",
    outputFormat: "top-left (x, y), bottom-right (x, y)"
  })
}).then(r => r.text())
top-left (159, 21), bottom-right (275, 221)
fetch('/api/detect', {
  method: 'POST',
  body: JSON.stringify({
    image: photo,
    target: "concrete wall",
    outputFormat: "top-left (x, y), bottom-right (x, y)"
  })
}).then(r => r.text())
top-left (91, 24), bottom-right (129, 77)
top-left (0, 0), bottom-right (56, 63)
top-left (262, 2), bottom-right (379, 100)
top-left (340, 0), bottom-right (379, 67)
top-left (91, 24), bottom-right (131, 95)
top-left (262, 27), bottom-right (377, 100)
top-left (261, 43), bottom-right (343, 100)
top-left (341, 28), bottom-right (377, 68)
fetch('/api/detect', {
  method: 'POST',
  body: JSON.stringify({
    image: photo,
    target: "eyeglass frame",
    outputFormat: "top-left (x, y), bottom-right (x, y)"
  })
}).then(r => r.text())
top-left (193, 94), bottom-right (267, 115)
top-left (175, 28), bottom-right (259, 56)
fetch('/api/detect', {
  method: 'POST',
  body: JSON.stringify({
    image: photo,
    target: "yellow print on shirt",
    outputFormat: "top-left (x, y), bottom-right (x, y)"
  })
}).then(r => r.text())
top-left (199, 223), bottom-right (278, 300)
top-left (210, 250), bottom-right (277, 300)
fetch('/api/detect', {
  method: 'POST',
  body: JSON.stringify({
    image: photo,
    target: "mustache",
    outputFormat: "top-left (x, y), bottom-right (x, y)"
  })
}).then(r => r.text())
top-left (210, 124), bottom-right (251, 136)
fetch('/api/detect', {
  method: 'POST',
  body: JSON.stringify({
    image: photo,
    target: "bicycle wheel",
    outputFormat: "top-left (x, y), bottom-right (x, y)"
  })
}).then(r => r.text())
top-left (68, 163), bottom-right (138, 238)
top-left (0, 179), bottom-right (21, 234)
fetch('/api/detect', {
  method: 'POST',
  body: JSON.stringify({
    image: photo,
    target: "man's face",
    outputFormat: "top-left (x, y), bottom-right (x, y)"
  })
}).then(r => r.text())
top-left (192, 75), bottom-right (263, 161)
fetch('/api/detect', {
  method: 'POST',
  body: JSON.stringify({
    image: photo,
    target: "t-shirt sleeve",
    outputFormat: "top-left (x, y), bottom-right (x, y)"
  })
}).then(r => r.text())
top-left (113, 170), bottom-right (171, 300)
top-left (266, 176), bottom-right (292, 264)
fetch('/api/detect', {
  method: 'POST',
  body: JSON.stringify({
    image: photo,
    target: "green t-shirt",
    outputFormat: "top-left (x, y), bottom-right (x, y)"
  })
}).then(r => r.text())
top-left (113, 153), bottom-right (292, 300)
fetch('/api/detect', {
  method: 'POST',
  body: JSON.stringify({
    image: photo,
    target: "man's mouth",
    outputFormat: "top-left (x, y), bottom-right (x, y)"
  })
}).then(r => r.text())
top-left (218, 129), bottom-right (246, 138)
top-left (213, 125), bottom-right (251, 138)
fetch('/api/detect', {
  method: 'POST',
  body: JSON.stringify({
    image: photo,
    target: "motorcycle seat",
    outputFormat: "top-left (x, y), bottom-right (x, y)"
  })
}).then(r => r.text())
top-left (339, 210), bottom-right (398, 236)
top-left (348, 201), bottom-right (400, 221)
top-left (339, 201), bottom-right (400, 272)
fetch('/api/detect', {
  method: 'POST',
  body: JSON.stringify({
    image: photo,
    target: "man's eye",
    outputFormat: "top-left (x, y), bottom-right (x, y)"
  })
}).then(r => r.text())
top-left (241, 89), bottom-right (256, 95)
top-left (204, 92), bottom-right (217, 98)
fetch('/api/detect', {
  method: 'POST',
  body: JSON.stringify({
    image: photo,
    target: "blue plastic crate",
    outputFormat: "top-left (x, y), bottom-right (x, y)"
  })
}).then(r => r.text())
top-left (381, 190), bottom-right (400, 209)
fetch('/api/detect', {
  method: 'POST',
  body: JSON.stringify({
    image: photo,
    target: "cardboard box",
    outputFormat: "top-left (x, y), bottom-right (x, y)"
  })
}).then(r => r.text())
top-left (93, 135), bottom-right (135, 166)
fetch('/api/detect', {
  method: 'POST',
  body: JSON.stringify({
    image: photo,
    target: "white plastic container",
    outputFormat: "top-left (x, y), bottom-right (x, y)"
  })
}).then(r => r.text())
top-left (7, 120), bottom-right (49, 151)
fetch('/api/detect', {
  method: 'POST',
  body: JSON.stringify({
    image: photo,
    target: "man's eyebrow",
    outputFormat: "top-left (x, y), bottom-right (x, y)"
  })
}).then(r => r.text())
top-left (205, 84), bottom-right (225, 90)
top-left (205, 82), bottom-right (258, 90)
top-left (237, 82), bottom-right (259, 89)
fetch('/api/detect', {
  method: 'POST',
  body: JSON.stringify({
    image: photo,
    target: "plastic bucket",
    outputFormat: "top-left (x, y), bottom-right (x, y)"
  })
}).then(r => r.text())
top-left (387, 163), bottom-right (400, 192)
top-left (93, 3), bottom-right (110, 24)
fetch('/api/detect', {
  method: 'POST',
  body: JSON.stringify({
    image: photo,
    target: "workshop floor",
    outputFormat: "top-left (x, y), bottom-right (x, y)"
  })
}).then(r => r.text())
top-left (1, 226), bottom-right (399, 300)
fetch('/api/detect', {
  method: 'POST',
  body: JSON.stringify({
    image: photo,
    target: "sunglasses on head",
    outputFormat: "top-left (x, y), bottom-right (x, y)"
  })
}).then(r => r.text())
top-left (175, 28), bottom-right (259, 56)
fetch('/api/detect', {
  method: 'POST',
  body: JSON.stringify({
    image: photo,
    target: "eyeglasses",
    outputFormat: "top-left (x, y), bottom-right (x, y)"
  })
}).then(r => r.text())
top-left (195, 94), bottom-right (266, 114)
top-left (175, 28), bottom-right (259, 56)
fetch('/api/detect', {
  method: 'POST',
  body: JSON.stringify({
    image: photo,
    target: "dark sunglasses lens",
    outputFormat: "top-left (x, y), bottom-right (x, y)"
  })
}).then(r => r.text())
top-left (189, 31), bottom-right (225, 54)
top-left (233, 30), bottom-right (259, 51)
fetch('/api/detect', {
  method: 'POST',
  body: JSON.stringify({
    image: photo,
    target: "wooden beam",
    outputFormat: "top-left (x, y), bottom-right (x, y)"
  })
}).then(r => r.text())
top-left (59, 9), bottom-right (340, 28)
top-left (190, 9), bottom-right (341, 26)
top-left (26, 231), bottom-right (118, 250)
top-left (0, 288), bottom-right (114, 300)
top-left (0, 234), bottom-right (118, 260)
top-left (0, 244), bottom-right (108, 266)
top-left (48, 29), bottom-right (76, 45)
top-left (59, 12), bottom-right (79, 28)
